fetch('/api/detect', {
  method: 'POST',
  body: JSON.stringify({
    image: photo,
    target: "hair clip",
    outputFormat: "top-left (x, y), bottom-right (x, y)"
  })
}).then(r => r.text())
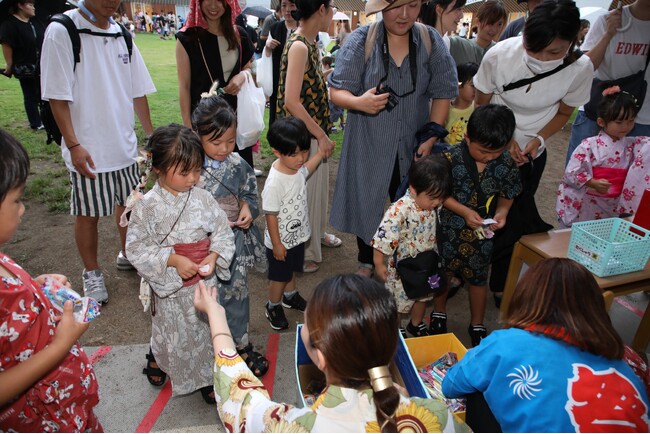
top-left (602, 85), bottom-right (621, 96)
top-left (368, 366), bottom-right (393, 392)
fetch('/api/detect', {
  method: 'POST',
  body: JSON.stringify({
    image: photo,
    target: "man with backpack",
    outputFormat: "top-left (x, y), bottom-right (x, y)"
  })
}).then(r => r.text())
top-left (40, 0), bottom-right (155, 304)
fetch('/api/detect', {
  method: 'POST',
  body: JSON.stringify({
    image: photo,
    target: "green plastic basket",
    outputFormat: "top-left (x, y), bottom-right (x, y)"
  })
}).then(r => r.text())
top-left (567, 218), bottom-right (650, 277)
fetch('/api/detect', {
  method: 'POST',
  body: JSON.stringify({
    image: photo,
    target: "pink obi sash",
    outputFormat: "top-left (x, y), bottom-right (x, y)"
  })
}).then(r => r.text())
top-left (173, 238), bottom-right (210, 287)
top-left (587, 167), bottom-right (628, 198)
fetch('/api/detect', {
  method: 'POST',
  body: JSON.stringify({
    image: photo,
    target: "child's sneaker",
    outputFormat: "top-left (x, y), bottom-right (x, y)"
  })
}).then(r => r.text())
top-left (429, 312), bottom-right (447, 335)
top-left (406, 321), bottom-right (430, 338)
top-left (265, 303), bottom-right (289, 330)
top-left (282, 292), bottom-right (307, 311)
top-left (82, 269), bottom-right (109, 305)
top-left (116, 251), bottom-right (135, 271)
top-left (468, 324), bottom-right (488, 347)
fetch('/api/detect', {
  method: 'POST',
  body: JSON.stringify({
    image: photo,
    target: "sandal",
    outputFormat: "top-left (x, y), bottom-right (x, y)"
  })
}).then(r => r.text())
top-left (321, 233), bottom-right (342, 248)
top-left (237, 343), bottom-right (270, 377)
top-left (302, 261), bottom-right (320, 273)
top-left (200, 385), bottom-right (216, 404)
top-left (357, 263), bottom-right (374, 278)
top-left (142, 348), bottom-right (167, 387)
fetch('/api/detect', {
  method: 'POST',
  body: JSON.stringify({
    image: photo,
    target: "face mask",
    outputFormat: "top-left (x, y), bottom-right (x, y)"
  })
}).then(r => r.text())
top-left (523, 51), bottom-right (565, 74)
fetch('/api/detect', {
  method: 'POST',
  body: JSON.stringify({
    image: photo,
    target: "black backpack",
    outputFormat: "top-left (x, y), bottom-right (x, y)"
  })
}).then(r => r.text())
top-left (40, 14), bottom-right (133, 145)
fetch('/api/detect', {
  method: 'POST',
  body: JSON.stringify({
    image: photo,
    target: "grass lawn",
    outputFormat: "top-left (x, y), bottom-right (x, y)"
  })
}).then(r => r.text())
top-left (0, 32), bottom-right (344, 211)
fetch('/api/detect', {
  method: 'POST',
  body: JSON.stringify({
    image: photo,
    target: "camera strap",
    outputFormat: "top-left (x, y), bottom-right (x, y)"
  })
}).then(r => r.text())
top-left (381, 24), bottom-right (417, 96)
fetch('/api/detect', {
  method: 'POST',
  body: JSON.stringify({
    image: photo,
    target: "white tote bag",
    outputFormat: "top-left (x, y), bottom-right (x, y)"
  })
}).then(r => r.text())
top-left (256, 51), bottom-right (274, 97)
top-left (236, 70), bottom-right (266, 150)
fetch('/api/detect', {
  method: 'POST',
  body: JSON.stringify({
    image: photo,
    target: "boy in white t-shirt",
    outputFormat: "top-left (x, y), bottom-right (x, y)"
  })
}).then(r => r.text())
top-left (262, 117), bottom-right (329, 330)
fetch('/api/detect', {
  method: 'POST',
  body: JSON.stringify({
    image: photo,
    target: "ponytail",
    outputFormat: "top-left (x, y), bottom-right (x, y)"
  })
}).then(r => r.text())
top-left (373, 386), bottom-right (400, 432)
top-left (368, 365), bottom-right (400, 432)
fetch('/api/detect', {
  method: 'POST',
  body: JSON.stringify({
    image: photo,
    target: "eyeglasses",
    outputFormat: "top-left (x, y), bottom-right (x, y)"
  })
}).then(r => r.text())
top-left (331, 6), bottom-right (338, 13)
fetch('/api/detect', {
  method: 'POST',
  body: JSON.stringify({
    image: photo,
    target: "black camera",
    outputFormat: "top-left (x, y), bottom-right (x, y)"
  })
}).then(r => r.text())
top-left (376, 83), bottom-right (398, 112)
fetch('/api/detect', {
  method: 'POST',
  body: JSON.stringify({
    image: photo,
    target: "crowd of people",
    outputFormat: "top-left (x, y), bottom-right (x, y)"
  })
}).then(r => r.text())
top-left (1, 0), bottom-right (650, 431)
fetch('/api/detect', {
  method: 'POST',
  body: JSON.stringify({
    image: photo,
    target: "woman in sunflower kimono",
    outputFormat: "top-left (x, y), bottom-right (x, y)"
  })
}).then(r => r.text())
top-left (194, 274), bottom-right (470, 433)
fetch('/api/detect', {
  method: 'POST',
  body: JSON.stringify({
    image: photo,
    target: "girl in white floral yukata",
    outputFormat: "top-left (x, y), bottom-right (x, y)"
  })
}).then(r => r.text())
top-left (125, 124), bottom-right (235, 403)
top-left (372, 155), bottom-right (452, 339)
top-left (192, 92), bottom-right (269, 378)
top-left (557, 88), bottom-right (643, 226)
top-left (194, 274), bottom-right (470, 433)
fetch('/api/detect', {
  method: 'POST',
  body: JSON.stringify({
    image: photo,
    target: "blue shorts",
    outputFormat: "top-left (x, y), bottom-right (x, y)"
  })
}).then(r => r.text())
top-left (266, 243), bottom-right (305, 282)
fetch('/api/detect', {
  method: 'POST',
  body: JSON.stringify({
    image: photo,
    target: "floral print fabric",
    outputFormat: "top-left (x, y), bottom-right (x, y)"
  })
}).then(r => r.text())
top-left (126, 183), bottom-right (235, 395)
top-left (199, 153), bottom-right (266, 346)
top-left (557, 132), bottom-right (642, 226)
top-left (213, 348), bottom-right (470, 432)
top-left (0, 253), bottom-right (102, 432)
top-left (372, 193), bottom-right (441, 313)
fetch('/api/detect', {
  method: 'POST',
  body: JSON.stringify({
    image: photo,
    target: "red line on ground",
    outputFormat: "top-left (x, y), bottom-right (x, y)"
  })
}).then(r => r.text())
top-left (135, 380), bottom-right (173, 433)
top-left (261, 333), bottom-right (280, 397)
top-left (615, 297), bottom-right (645, 318)
top-left (88, 346), bottom-right (112, 365)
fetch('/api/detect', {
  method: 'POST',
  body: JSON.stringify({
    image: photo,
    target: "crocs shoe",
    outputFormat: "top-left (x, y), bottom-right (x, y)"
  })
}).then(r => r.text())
top-left (82, 269), bottom-right (108, 305)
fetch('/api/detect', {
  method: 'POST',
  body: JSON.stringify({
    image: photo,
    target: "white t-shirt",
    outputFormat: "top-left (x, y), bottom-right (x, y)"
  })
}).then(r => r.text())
top-left (581, 6), bottom-right (650, 125)
top-left (262, 162), bottom-right (311, 249)
top-left (474, 36), bottom-right (593, 157)
top-left (41, 10), bottom-right (156, 173)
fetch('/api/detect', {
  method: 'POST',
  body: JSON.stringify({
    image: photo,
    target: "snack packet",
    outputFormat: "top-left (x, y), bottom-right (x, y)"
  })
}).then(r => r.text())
top-left (41, 277), bottom-right (100, 323)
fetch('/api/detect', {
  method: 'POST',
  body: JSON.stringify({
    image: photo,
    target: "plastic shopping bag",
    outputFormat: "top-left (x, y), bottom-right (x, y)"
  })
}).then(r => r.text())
top-left (237, 70), bottom-right (266, 150)
top-left (256, 49), bottom-right (274, 97)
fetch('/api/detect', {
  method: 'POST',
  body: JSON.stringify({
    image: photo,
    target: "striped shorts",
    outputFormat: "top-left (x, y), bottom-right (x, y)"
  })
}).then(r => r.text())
top-left (69, 163), bottom-right (140, 217)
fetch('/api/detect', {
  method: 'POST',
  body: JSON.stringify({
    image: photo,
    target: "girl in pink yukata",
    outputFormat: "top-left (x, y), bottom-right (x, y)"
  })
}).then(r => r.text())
top-left (557, 87), bottom-right (644, 226)
top-left (619, 136), bottom-right (650, 216)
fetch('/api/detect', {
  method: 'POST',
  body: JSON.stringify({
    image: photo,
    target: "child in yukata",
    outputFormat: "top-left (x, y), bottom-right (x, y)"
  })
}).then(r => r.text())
top-left (0, 129), bottom-right (102, 432)
top-left (444, 62), bottom-right (479, 145)
top-left (372, 155), bottom-right (452, 338)
top-left (125, 124), bottom-right (235, 403)
top-left (434, 104), bottom-right (522, 347)
top-left (192, 93), bottom-right (269, 378)
top-left (557, 87), bottom-right (644, 226)
top-left (261, 117), bottom-right (330, 330)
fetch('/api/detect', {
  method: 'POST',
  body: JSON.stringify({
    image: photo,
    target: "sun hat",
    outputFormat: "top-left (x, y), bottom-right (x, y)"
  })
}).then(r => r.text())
top-left (365, 0), bottom-right (423, 16)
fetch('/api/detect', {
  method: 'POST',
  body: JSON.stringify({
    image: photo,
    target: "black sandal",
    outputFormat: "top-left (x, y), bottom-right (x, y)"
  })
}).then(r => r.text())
top-left (142, 348), bottom-right (167, 387)
top-left (237, 343), bottom-right (269, 377)
top-left (200, 385), bottom-right (216, 404)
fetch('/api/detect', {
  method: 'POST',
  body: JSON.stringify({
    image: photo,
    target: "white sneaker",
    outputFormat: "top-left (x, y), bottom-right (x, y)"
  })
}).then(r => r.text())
top-left (116, 251), bottom-right (135, 271)
top-left (82, 269), bottom-right (109, 304)
top-left (254, 168), bottom-right (263, 177)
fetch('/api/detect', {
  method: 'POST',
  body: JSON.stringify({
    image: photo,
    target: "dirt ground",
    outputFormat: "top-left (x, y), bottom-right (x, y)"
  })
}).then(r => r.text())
top-left (3, 126), bottom-right (573, 347)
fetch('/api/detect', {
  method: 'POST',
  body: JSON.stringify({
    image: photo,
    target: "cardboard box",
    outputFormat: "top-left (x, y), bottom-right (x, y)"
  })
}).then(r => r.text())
top-left (295, 324), bottom-right (428, 407)
top-left (404, 333), bottom-right (468, 420)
